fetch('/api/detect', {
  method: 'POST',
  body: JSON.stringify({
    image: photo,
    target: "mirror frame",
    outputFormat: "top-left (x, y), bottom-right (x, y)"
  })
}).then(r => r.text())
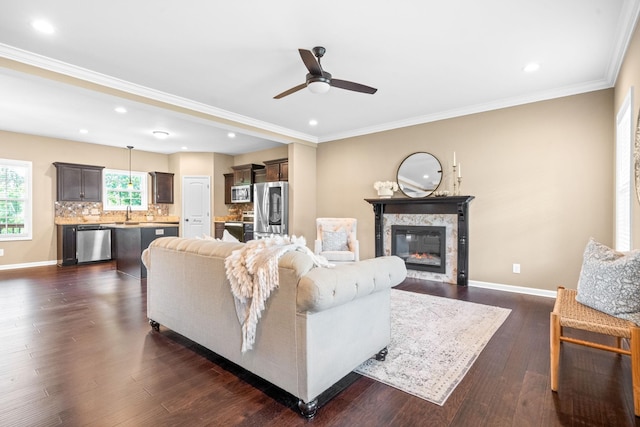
top-left (635, 110), bottom-right (640, 204)
top-left (396, 152), bottom-right (443, 198)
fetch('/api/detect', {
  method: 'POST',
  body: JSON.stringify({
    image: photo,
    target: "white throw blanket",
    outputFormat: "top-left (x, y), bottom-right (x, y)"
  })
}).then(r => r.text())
top-left (224, 235), bottom-right (331, 352)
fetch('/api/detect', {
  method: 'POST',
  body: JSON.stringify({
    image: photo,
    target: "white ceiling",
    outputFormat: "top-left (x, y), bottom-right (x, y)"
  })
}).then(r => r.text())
top-left (0, 0), bottom-right (638, 155)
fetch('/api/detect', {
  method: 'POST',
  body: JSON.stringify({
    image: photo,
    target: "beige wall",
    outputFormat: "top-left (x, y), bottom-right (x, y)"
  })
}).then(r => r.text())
top-left (317, 90), bottom-right (614, 291)
top-left (213, 153), bottom-right (233, 217)
top-left (0, 131), bottom-right (168, 266)
top-left (614, 21), bottom-right (640, 247)
top-left (288, 142), bottom-right (317, 245)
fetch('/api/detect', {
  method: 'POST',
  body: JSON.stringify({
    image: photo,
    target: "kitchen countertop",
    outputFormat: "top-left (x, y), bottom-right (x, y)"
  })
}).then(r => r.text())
top-left (55, 216), bottom-right (180, 225)
top-left (103, 222), bottom-right (179, 228)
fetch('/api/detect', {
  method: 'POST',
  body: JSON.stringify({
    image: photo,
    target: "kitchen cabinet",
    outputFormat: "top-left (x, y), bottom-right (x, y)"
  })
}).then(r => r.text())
top-left (254, 168), bottom-right (266, 183)
top-left (53, 162), bottom-right (104, 202)
top-left (264, 158), bottom-right (288, 182)
top-left (223, 173), bottom-right (234, 204)
top-left (114, 224), bottom-right (179, 278)
top-left (231, 163), bottom-right (265, 185)
top-left (149, 171), bottom-right (174, 204)
top-left (244, 222), bottom-right (254, 242)
top-left (214, 221), bottom-right (225, 239)
top-left (56, 225), bottom-right (77, 266)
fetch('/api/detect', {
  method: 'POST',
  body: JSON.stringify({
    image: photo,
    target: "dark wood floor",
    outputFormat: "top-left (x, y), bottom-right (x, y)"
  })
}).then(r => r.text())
top-left (1, 262), bottom-right (638, 426)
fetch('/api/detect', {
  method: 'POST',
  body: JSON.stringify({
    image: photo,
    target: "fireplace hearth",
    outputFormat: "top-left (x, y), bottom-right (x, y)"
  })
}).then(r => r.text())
top-left (391, 225), bottom-right (446, 273)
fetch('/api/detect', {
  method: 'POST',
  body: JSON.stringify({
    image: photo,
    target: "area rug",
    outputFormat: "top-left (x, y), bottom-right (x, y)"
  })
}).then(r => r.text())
top-left (355, 289), bottom-right (511, 406)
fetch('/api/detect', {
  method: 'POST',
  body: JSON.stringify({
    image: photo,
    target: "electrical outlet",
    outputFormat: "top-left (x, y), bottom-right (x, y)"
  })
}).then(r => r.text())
top-left (0, 248), bottom-right (4, 256)
top-left (513, 263), bottom-right (520, 274)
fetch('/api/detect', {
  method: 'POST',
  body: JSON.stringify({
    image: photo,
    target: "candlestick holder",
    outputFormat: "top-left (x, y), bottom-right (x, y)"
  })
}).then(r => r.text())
top-left (456, 177), bottom-right (462, 196)
top-left (452, 165), bottom-right (458, 195)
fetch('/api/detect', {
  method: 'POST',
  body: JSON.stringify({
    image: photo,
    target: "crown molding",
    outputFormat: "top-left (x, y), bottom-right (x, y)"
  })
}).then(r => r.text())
top-left (606, 0), bottom-right (640, 84)
top-left (0, 43), bottom-right (318, 144)
top-left (318, 78), bottom-right (613, 143)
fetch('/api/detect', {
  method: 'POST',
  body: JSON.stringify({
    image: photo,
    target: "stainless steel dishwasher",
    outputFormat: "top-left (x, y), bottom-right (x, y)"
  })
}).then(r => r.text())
top-left (76, 224), bottom-right (112, 263)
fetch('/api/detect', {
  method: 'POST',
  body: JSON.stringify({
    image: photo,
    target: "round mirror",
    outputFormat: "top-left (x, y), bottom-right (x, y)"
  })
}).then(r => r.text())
top-left (397, 152), bottom-right (443, 198)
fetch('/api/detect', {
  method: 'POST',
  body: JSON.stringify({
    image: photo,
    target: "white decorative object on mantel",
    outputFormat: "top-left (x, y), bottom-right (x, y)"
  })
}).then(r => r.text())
top-left (373, 181), bottom-right (398, 198)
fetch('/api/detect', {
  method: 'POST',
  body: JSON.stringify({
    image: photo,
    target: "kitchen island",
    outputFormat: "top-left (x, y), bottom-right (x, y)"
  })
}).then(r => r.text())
top-left (111, 222), bottom-right (179, 278)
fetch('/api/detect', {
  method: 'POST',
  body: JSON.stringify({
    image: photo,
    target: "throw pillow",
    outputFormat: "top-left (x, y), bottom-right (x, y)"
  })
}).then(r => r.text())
top-left (222, 229), bottom-right (240, 242)
top-left (576, 238), bottom-right (640, 325)
top-left (322, 230), bottom-right (349, 251)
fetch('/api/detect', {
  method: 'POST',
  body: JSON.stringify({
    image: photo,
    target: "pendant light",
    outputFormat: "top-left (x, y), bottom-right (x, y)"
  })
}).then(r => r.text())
top-left (127, 146), bottom-right (134, 189)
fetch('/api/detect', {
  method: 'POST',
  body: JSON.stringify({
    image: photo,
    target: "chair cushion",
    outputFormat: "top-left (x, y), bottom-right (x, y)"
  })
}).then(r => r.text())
top-left (320, 250), bottom-right (356, 262)
top-left (576, 238), bottom-right (640, 325)
top-left (322, 230), bottom-right (349, 251)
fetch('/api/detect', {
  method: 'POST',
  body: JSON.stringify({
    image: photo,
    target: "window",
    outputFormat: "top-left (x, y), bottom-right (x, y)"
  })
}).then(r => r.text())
top-left (102, 169), bottom-right (148, 211)
top-left (0, 159), bottom-right (32, 241)
top-left (615, 88), bottom-right (633, 251)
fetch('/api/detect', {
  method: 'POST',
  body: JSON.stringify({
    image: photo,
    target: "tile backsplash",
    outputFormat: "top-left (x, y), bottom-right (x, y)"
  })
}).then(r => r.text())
top-left (55, 201), bottom-right (170, 221)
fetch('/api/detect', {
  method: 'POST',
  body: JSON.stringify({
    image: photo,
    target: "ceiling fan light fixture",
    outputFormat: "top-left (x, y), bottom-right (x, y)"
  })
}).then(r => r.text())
top-left (307, 79), bottom-right (330, 94)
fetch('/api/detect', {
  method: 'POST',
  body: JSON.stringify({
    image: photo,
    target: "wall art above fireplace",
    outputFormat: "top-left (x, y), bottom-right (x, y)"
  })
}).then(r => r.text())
top-left (365, 196), bottom-right (474, 285)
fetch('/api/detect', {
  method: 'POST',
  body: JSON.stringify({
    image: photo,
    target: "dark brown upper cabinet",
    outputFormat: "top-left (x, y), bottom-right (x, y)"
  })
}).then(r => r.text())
top-left (264, 158), bottom-right (288, 182)
top-left (54, 162), bottom-right (104, 202)
top-left (149, 171), bottom-right (174, 204)
top-left (231, 164), bottom-right (265, 185)
top-left (223, 173), bottom-right (234, 204)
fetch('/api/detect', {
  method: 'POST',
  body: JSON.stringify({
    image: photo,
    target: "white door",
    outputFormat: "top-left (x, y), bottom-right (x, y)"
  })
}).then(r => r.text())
top-left (182, 176), bottom-right (211, 238)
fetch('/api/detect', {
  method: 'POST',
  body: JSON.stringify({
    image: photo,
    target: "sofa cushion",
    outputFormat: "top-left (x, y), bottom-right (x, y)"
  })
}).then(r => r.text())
top-left (576, 238), bottom-right (640, 324)
top-left (322, 230), bottom-right (349, 251)
top-left (297, 255), bottom-right (406, 312)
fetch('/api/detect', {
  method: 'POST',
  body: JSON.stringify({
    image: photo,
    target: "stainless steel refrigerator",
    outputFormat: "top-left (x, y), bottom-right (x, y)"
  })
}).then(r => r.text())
top-left (253, 181), bottom-right (288, 238)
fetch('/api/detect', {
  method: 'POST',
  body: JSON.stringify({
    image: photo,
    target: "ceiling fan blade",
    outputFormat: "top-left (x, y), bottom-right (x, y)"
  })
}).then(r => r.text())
top-left (274, 83), bottom-right (306, 99)
top-left (331, 79), bottom-right (377, 94)
top-left (298, 49), bottom-right (322, 75)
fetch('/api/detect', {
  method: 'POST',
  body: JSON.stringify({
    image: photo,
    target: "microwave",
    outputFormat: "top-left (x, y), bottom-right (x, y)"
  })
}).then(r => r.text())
top-left (231, 184), bottom-right (252, 203)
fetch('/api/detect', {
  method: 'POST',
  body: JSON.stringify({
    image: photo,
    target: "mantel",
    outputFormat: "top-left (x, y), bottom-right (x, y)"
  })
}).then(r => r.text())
top-left (365, 196), bottom-right (475, 285)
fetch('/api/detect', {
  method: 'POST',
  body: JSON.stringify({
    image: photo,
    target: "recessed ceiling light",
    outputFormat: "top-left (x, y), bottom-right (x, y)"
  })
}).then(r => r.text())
top-left (79, 129), bottom-right (88, 134)
top-left (309, 119), bottom-right (318, 126)
top-left (152, 130), bottom-right (170, 139)
top-left (181, 146), bottom-right (188, 150)
top-left (523, 62), bottom-right (540, 73)
top-left (31, 19), bottom-right (55, 34)
top-left (227, 132), bottom-right (236, 138)
top-left (114, 106), bottom-right (127, 114)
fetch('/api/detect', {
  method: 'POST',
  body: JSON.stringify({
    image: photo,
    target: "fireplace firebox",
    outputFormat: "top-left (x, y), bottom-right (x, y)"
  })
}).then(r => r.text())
top-left (391, 225), bottom-right (446, 273)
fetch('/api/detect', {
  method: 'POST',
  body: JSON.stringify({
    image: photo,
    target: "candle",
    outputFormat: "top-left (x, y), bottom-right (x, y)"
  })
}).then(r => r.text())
top-left (458, 163), bottom-right (462, 178)
top-left (453, 152), bottom-right (457, 167)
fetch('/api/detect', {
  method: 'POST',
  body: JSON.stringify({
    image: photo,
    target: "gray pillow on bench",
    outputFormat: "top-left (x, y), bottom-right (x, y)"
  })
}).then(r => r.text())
top-left (576, 238), bottom-right (640, 325)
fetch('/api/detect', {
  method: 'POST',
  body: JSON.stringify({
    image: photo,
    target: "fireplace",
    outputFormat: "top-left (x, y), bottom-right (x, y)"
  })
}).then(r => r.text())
top-left (391, 225), bottom-right (446, 273)
top-left (366, 196), bottom-right (474, 285)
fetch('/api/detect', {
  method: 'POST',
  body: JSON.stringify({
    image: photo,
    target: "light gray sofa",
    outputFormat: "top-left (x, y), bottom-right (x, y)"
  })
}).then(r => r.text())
top-left (142, 236), bottom-right (406, 418)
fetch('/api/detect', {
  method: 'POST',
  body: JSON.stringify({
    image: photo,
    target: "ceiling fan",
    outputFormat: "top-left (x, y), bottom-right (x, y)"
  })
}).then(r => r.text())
top-left (274, 46), bottom-right (377, 99)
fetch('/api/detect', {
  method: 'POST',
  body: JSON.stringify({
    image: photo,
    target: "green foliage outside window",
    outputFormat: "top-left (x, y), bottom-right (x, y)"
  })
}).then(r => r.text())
top-left (103, 170), bottom-right (146, 209)
top-left (0, 163), bottom-right (29, 237)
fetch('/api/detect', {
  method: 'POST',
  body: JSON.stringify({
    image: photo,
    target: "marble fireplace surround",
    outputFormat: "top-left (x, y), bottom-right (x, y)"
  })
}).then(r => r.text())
top-left (365, 196), bottom-right (474, 285)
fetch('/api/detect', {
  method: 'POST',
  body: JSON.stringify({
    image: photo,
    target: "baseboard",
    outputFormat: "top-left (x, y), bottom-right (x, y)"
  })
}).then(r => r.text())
top-left (468, 280), bottom-right (557, 299)
top-left (0, 260), bottom-right (58, 271)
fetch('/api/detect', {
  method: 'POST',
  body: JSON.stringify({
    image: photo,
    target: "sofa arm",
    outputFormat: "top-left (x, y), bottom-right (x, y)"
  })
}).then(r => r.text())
top-left (296, 256), bottom-right (407, 313)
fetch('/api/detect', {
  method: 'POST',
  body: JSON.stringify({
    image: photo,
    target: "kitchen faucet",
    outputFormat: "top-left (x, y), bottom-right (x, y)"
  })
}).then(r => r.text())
top-left (126, 205), bottom-right (131, 221)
